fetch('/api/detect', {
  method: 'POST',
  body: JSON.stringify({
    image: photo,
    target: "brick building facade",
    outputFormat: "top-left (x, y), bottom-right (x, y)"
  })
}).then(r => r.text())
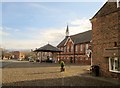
top-left (12, 51), bottom-right (25, 60)
top-left (57, 26), bottom-right (92, 65)
top-left (90, 1), bottom-right (120, 78)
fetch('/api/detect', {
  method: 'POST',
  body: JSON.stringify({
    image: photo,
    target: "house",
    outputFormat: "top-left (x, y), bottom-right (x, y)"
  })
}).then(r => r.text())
top-left (57, 25), bottom-right (92, 65)
top-left (90, 1), bottom-right (120, 78)
top-left (0, 48), bottom-right (12, 60)
top-left (12, 51), bottom-right (25, 60)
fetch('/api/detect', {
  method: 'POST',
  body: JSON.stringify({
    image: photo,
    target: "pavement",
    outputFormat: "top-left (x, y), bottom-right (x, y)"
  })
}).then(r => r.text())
top-left (1, 60), bottom-right (120, 86)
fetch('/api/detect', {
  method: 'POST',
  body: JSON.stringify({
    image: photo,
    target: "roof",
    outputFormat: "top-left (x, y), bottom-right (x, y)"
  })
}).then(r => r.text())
top-left (57, 30), bottom-right (92, 47)
top-left (57, 36), bottom-right (68, 47)
top-left (70, 30), bottom-right (92, 44)
top-left (34, 44), bottom-right (63, 52)
top-left (91, 1), bottom-right (119, 20)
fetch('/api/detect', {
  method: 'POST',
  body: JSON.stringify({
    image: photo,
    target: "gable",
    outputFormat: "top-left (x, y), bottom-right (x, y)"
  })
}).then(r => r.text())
top-left (91, 1), bottom-right (119, 19)
top-left (57, 30), bottom-right (92, 47)
top-left (64, 37), bottom-right (74, 46)
top-left (57, 37), bottom-right (68, 47)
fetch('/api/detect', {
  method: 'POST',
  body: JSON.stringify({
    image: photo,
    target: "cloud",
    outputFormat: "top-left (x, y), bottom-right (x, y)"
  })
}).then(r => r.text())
top-left (0, 26), bottom-right (10, 36)
top-left (2, 18), bottom-right (91, 50)
top-left (2, 27), bottom-right (65, 49)
top-left (2, 0), bottom-right (108, 2)
top-left (69, 18), bottom-right (91, 35)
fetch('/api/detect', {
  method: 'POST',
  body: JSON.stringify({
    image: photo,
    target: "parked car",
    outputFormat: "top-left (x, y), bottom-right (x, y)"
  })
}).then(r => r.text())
top-left (18, 58), bottom-right (23, 61)
top-left (46, 59), bottom-right (53, 63)
top-left (36, 59), bottom-right (40, 62)
top-left (29, 58), bottom-right (34, 62)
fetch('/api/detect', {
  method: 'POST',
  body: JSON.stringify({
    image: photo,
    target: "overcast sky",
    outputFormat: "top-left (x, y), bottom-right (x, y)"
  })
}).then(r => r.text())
top-left (1, 1), bottom-right (106, 50)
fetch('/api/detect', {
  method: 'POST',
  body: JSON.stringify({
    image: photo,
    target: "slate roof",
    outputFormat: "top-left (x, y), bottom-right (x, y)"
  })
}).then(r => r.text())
top-left (57, 30), bottom-right (92, 47)
top-left (57, 36), bottom-right (68, 47)
top-left (34, 44), bottom-right (63, 52)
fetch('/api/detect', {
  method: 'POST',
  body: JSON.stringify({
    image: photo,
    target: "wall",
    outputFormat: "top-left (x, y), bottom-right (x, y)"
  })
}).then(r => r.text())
top-left (91, 2), bottom-right (120, 78)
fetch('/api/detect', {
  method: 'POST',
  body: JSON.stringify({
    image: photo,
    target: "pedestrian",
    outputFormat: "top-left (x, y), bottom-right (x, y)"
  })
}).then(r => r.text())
top-left (60, 60), bottom-right (65, 72)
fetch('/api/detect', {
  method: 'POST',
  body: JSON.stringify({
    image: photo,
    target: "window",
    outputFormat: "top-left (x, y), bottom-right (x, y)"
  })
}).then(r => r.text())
top-left (86, 44), bottom-right (89, 50)
top-left (80, 44), bottom-right (83, 51)
top-left (117, 0), bottom-right (120, 8)
top-left (75, 45), bottom-right (78, 52)
top-left (85, 44), bottom-right (89, 54)
top-left (71, 45), bottom-right (73, 52)
top-left (64, 46), bottom-right (66, 52)
top-left (109, 57), bottom-right (120, 73)
top-left (76, 58), bottom-right (77, 61)
top-left (67, 46), bottom-right (69, 52)
top-left (85, 57), bottom-right (88, 60)
top-left (69, 46), bottom-right (71, 52)
top-left (80, 58), bottom-right (82, 60)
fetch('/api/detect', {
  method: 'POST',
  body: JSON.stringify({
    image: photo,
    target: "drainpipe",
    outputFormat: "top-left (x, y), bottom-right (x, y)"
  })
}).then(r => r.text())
top-left (91, 51), bottom-right (92, 66)
top-left (73, 44), bottom-right (75, 63)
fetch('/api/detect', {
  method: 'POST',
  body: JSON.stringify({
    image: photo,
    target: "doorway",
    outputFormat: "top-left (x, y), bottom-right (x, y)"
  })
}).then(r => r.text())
top-left (70, 57), bottom-right (73, 63)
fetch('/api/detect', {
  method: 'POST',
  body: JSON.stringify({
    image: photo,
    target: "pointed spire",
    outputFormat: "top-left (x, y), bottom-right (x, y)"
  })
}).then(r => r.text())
top-left (66, 24), bottom-right (69, 37)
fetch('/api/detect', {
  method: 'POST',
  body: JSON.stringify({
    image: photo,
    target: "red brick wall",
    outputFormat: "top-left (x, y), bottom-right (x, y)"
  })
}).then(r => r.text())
top-left (91, 2), bottom-right (120, 78)
top-left (57, 37), bottom-right (91, 65)
top-left (13, 51), bottom-right (20, 59)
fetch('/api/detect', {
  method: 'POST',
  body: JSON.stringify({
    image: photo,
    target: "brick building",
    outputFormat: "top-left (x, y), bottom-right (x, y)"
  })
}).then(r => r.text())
top-left (90, 1), bottom-right (120, 78)
top-left (57, 25), bottom-right (92, 65)
top-left (12, 51), bottom-right (25, 60)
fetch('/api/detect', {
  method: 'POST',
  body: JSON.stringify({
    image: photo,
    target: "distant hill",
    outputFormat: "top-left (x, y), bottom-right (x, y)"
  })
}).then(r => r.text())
top-left (4, 49), bottom-right (32, 52)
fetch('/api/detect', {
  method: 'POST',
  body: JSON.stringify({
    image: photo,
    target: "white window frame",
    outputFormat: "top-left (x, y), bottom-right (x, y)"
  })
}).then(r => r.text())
top-left (67, 46), bottom-right (69, 52)
top-left (86, 44), bottom-right (89, 50)
top-left (71, 45), bottom-right (73, 52)
top-left (80, 44), bottom-right (83, 51)
top-left (80, 58), bottom-right (82, 60)
top-left (109, 57), bottom-right (120, 73)
top-left (85, 44), bottom-right (89, 53)
top-left (75, 45), bottom-right (78, 52)
top-left (85, 57), bottom-right (88, 60)
top-left (117, 0), bottom-right (120, 8)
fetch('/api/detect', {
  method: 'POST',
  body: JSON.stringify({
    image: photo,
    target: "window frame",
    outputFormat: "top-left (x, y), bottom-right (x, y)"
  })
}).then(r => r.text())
top-left (75, 45), bottom-right (78, 52)
top-left (109, 57), bottom-right (120, 73)
top-left (85, 57), bottom-right (88, 60)
top-left (80, 44), bottom-right (83, 51)
top-left (85, 44), bottom-right (89, 53)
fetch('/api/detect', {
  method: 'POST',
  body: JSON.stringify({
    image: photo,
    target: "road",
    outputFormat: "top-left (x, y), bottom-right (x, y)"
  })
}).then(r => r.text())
top-left (0, 59), bottom-right (28, 68)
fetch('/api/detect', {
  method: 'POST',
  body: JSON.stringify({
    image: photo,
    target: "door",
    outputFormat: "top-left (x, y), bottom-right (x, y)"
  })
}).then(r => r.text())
top-left (70, 57), bottom-right (73, 63)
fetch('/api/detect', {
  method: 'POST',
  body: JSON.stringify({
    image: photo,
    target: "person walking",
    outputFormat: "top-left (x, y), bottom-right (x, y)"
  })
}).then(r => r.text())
top-left (60, 61), bottom-right (65, 72)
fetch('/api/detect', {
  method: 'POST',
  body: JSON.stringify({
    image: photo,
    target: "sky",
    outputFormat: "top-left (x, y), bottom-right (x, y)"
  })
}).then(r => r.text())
top-left (1, 1), bottom-right (106, 50)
